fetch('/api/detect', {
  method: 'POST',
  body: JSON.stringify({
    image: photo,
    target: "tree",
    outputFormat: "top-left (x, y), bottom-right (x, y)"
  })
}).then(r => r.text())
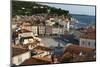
top-left (12, 1), bottom-right (70, 18)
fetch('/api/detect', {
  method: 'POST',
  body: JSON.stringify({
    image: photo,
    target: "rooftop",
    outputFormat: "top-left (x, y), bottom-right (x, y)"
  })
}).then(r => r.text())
top-left (64, 45), bottom-right (95, 55)
top-left (12, 47), bottom-right (28, 57)
top-left (21, 29), bottom-right (32, 33)
top-left (80, 28), bottom-right (96, 39)
top-left (20, 57), bottom-right (51, 65)
top-left (34, 46), bottom-right (52, 51)
top-left (80, 33), bottom-right (96, 39)
top-left (60, 45), bottom-right (96, 62)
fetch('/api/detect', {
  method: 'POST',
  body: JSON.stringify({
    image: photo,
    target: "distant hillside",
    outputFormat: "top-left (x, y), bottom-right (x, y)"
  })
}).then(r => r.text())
top-left (12, 1), bottom-right (70, 17)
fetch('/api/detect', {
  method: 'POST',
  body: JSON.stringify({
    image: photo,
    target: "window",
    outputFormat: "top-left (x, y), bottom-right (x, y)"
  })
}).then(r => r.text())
top-left (88, 42), bottom-right (90, 46)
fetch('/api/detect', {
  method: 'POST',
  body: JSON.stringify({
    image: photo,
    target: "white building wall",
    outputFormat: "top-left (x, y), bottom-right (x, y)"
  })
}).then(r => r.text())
top-left (12, 24), bottom-right (16, 29)
top-left (67, 21), bottom-right (70, 31)
top-left (52, 28), bottom-right (64, 35)
top-left (15, 39), bottom-right (19, 45)
top-left (59, 28), bottom-right (64, 35)
top-left (32, 26), bottom-right (38, 36)
top-left (39, 26), bottom-right (45, 35)
top-left (52, 28), bottom-right (59, 34)
top-left (18, 32), bottom-right (33, 37)
top-left (80, 38), bottom-right (95, 49)
top-left (12, 51), bottom-right (31, 65)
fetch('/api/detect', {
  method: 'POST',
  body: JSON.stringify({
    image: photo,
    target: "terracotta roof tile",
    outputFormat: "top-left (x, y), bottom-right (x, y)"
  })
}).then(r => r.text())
top-left (34, 46), bottom-right (52, 51)
top-left (20, 57), bottom-right (51, 65)
top-left (64, 45), bottom-right (95, 55)
top-left (12, 47), bottom-right (28, 57)
top-left (80, 28), bottom-right (96, 39)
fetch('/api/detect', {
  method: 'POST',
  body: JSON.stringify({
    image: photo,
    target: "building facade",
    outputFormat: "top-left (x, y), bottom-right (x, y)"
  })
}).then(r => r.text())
top-left (80, 38), bottom-right (96, 49)
top-left (80, 28), bottom-right (96, 49)
top-left (32, 26), bottom-right (38, 36)
top-left (52, 27), bottom-right (64, 35)
top-left (38, 25), bottom-right (45, 36)
top-left (45, 26), bottom-right (52, 36)
top-left (12, 48), bottom-right (31, 65)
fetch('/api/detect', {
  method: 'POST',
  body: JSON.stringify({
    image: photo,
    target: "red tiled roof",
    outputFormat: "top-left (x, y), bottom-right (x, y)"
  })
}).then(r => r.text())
top-left (80, 27), bottom-right (96, 33)
top-left (21, 29), bottom-right (32, 33)
top-left (20, 57), bottom-right (51, 65)
top-left (80, 28), bottom-right (96, 39)
top-left (64, 45), bottom-right (95, 55)
top-left (34, 46), bottom-right (52, 51)
top-left (86, 28), bottom-right (96, 33)
top-left (60, 52), bottom-right (73, 62)
top-left (12, 47), bottom-right (28, 57)
top-left (80, 33), bottom-right (96, 39)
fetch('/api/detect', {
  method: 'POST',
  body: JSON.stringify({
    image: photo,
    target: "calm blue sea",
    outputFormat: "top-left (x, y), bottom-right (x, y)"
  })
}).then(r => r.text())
top-left (71, 14), bottom-right (96, 28)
